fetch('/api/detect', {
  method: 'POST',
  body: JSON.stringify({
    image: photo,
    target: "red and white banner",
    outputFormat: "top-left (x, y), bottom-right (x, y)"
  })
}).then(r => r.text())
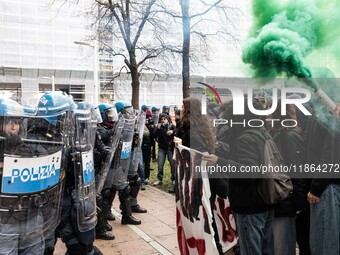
top-left (175, 144), bottom-right (238, 255)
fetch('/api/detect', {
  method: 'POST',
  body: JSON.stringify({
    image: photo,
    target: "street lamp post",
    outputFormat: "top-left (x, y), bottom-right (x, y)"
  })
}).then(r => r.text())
top-left (74, 40), bottom-right (99, 105)
top-left (42, 75), bottom-right (55, 91)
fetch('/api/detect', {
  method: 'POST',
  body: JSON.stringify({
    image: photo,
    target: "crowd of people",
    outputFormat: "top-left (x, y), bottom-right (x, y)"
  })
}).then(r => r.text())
top-left (0, 91), bottom-right (182, 255)
top-left (190, 96), bottom-right (340, 255)
top-left (1, 90), bottom-right (340, 255)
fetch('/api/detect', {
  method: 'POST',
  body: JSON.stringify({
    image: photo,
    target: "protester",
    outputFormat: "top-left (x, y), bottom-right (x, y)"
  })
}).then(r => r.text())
top-left (270, 99), bottom-right (308, 255)
top-left (203, 97), bottom-right (275, 255)
top-left (174, 97), bottom-right (230, 254)
top-left (141, 110), bottom-right (154, 186)
top-left (153, 113), bottom-right (175, 186)
top-left (306, 113), bottom-right (340, 255)
top-left (151, 106), bottom-right (160, 162)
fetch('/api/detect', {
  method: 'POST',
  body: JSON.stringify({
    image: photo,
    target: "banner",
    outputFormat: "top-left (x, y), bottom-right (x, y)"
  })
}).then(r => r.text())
top-left (175, 144), bottom-right (238, 255)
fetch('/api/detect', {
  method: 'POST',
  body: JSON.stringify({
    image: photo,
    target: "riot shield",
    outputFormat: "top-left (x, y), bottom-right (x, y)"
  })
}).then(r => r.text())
top-left (112, 114), bottom-right (135, 188)
top-left (96, 115), bottom-right (124, 194)
top-left (0, 113), bottom-right (70, 249)
top-left (128, 111), bottom-right (146, 178)
top-left (71, 108), bottom-right (97, 232)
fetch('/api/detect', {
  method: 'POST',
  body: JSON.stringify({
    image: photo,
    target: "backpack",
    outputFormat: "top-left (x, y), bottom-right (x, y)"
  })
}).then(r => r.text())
top-left (242, 128), bottom-right (293, 205)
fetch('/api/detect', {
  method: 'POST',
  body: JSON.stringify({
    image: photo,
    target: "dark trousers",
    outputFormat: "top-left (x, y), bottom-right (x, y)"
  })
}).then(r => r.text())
top-left (151, 139), bottom-right (156, 160)
top-left (296, 207), bottom-right (311, 255)
top-left (142, 144), bottom-right (152, 179)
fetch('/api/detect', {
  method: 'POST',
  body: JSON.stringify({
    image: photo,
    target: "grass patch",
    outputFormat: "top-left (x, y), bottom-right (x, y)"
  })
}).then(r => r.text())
top-left (148, 147), bottom-right (175, 194)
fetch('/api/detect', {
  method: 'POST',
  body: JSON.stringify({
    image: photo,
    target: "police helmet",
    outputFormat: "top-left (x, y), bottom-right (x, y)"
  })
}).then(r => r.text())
top-left (0, 97), bottom-right (24, 116)
top-left (0, 97), bottom-right (26, 138)
top-left (78, 101), bottom-right (103, 124)
top-left (141, 104), bottom-right (148, 111)
top-left (115, 101), bottom-right (133, 115)
top-left (37, 91), bottom-right (76, 125)
top-left (98, 103), bottom-right (118, 123)
top-left (162, 105), bottom-right (170, 112)
top-left (22, 105), bottom-right (37, 115)
top-left (151, 106), bottom-right (159, 113)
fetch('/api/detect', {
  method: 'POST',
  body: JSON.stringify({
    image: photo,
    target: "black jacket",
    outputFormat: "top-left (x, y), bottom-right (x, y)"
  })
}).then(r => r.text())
top-left (97, 123), bottom-right (115, 145)
top-left (306, 117), bottom-right (340, 197)
top-left (273, 128), bottom-right (308, 216)
top-left (154, 123), bottom-right (175, 150)
top-left (217, 128), bottom-right (273, 214)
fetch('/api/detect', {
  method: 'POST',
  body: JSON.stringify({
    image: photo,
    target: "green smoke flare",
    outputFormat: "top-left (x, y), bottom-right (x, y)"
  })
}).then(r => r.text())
top-left (242, 0), bottom-right (340, 89)
top-left (242, 0), bottom-right (340, 130)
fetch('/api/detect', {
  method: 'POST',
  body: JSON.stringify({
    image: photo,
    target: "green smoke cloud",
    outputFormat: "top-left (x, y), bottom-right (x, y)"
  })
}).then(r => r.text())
top-left (242, 0), bottom-right (340, 84)
top-left (242, 0), bottom-right (340, 130)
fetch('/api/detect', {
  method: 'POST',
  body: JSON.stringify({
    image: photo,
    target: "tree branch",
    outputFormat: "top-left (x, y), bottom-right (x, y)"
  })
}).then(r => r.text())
top-left (191, 0), bottom-right (222, 19)
top-left (132, 0), bottom-right (157, 47)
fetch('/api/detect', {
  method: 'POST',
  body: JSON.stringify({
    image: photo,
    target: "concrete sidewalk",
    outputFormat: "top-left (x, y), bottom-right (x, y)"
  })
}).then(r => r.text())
top-left (55, 186), bottom-right (179, 255)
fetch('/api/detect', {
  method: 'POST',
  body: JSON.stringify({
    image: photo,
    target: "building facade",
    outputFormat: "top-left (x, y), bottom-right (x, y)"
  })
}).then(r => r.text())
top-left (0, 0), bottom-right (95, 104)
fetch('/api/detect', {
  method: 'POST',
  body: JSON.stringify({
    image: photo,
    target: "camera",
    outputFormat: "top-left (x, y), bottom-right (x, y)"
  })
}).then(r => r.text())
top-left (147, 117), bottom-right (154, 126)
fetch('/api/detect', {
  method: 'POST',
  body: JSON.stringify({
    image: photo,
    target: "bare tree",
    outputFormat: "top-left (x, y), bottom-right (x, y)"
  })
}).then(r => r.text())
top-left (92, 0), bottom-right (167, 108)
top-left (157, 0), bottom-right (238, 99)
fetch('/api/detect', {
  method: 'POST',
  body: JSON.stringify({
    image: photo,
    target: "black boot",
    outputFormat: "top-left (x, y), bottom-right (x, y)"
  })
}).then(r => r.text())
top-left (129, 176), bottom-right (147, 214)
top-left (96, 204), bottom-right (113, 237)
top-left (102, 188), bottom-right (116, 221)
top-left (131, 204), bottom-right (147, 213)
top-left (105, 223), bottom-right (112, 231)
top-left (96, 230), bottom-right (115, 240)
top-left (92, 246), bottom-right (104, 255)
top-left (105, 211), bottom-right (116, 221)
top-left (121, 215), bottom-right (142, 225)
top-left (119, 188), bottom-right (142, 225)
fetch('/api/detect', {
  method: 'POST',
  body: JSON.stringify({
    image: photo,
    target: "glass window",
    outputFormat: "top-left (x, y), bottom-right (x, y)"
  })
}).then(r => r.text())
top-left (37, 43), bottom-right (53, 55)
top-left (4, 53), bottom-right (21, 66)
top-left (3, 41), bottom-right (20, 53)
top-left (21, 15), bottom-right (37, 25)
top-left (53, 18), bottom-right (69, 29)
top-left (38, 56), bottom-right (52, 68)
top-left (20, 3), bottom-right (38, 15)
top-left (21, 29), bottom-right (37, 41)
top-left (22, 55), bottom-right (38, 68)
top-left (53, 31), bottom-right (69, 44)
top-left (3, 2), bottom-right (19, 15)
top-left (3, 14), bottom-right (20, 23)
top-left (21, 42), bottom-right (37, 55)
top-left (54, 56), bottom-right (70, 69)
top-left (37, 30), bottom-right (53, 42)
top-left (3, 27), bottom-right (21, 40)
top-left (54, 44), bottom-right (69, 56)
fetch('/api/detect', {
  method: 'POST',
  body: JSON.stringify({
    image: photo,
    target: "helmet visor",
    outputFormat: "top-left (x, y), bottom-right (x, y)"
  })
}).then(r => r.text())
top-left (106, 108), bottom-right (118, 122)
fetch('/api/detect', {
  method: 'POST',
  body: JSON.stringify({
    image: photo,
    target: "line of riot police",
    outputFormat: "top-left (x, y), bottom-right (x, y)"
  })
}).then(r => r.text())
top-left (0, 92), bottom-right (147, 255)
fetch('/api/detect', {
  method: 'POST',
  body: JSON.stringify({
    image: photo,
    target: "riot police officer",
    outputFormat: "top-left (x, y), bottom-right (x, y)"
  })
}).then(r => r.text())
top-left (37, 92), bottom-right (102, 255)
top-left (127, 107), bottom-right (147, 214)
top-left (92, 102), bottom-right (120, 240)
top-left (113, 101), bottom-right (146, 225)
top-left (0, 95), bottom-right (68, 255)
top-left (96, 103), bottom-right (118, 225)
top-left (159, 105), bottom-right (171, 123)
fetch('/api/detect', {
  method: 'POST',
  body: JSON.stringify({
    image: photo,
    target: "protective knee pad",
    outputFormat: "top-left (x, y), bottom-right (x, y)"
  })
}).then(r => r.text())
top-left (118, 185), bottom-right (131, 198)
top-left (101, 188), bottom-right (111, 199)
top-left (128, 174), bottom-right (139, 184)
